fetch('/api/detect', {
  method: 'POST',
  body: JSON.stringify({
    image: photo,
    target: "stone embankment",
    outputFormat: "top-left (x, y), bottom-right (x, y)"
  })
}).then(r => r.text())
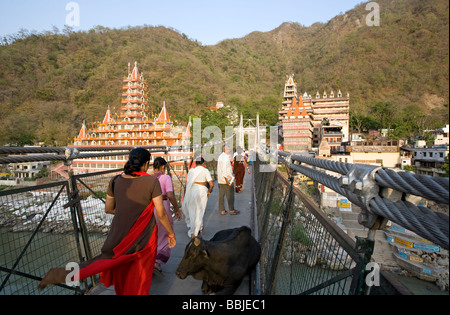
top-left (0, 191), bottom-right (112, 234)
top-left (335, 205), bottom-right (449, 292)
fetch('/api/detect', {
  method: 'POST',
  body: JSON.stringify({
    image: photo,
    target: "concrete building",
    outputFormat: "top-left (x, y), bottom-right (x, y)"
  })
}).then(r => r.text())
top-left (280, 96), bottom-right (313, 152)
top-left (278, 74), bottom-right (350, 151)
top-left (349, 138), bottom-right (402, 168)
top-left (405, 147), bottom-right (449, 177)
top-left (434, 124), bottom-right (449, 146)
top-left (7, 153), bottom-right (51, 179)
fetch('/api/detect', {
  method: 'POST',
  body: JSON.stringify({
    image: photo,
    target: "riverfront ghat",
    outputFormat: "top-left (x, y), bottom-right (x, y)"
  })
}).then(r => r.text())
top-left (89, 166), bottom-right (255, 295)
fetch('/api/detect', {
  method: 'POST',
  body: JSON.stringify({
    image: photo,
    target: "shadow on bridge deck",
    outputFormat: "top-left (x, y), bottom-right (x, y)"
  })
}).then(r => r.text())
top-left (89, 165), bottom-right (255, 295)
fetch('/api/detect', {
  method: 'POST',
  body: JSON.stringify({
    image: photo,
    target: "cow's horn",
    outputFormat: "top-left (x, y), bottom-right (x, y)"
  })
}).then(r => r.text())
top-left (194, 237), bottom-right (201, 247)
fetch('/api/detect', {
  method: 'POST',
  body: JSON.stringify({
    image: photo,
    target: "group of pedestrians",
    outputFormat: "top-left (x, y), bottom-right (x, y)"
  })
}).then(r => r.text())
top-left (181, 145), bottom-right (250, 236)
top-left (38, 145), bottom-right (251, 295)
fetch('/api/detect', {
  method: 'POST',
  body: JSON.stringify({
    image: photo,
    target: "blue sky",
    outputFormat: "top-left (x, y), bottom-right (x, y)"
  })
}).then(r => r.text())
top-left (0, 0), bottom-right (365, 45)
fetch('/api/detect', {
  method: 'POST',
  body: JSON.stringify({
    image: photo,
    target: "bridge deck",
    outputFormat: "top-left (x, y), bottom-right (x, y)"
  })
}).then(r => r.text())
top-left (89, 166), bottom-right (254, 295)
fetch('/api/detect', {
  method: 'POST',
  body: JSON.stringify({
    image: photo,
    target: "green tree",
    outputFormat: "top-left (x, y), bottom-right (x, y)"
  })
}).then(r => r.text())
top-left (0, 114), bottom-right (36, 146)
top-left (199, 108), bottom-right (232, 137)
top-left (370, 101), bottom-right (395, 130)
top-left (403, 165), bottom-right (416, 172)
top-left (193, 91), bottom-right (206, 106)
top-left (402, 104), bottom-right (431, 136)
top-left (440, 156), bottom-right (449, 177)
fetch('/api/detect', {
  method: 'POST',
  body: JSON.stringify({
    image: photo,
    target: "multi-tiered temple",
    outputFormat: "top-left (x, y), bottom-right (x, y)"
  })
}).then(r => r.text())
top-left (71, 62), bottom-right (191, 174)
top-left (279, 74), bottom-right (350, 153)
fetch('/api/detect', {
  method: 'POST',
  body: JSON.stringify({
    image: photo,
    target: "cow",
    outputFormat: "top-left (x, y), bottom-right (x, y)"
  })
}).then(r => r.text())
top-left (176, 226), bottom-right (261, 295)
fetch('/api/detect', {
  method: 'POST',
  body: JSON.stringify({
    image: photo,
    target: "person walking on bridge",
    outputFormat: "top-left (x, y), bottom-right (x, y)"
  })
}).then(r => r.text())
top-left (38, 148), bottom-right (176, 295)
top-left (183, 157), bottom-right (214, 238)
top-left (233, 146), bottom-right (251, 193)
top-left (217, 145), bottom-right (240, 216)
top-left (152, 157), bottom-right (182, 273)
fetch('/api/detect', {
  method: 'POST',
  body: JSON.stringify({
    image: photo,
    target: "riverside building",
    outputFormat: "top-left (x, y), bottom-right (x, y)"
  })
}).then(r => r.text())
top-left (278, 74), bottom-right (350, 152)
top-left (71, 62), bottom-right (191, 175)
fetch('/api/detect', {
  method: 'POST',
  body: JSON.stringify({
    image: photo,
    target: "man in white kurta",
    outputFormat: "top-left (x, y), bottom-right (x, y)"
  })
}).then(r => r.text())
top-left (183, 162), bottom-right (213, 237)
top-left (217, 145), bottom-right (240, 215)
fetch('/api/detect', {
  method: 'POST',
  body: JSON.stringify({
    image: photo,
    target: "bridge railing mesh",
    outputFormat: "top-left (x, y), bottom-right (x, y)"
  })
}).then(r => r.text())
top-left (253, 157), bottom-right (364, 295)
top-left (0, 182), bottom-right (86, 295)
top-left (0, 147), bottom-right (191, 295)
top-left (71, 169), bottom-right (122, 259)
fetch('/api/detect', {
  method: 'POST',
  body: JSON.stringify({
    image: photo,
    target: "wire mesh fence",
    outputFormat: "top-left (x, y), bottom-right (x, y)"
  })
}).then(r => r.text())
top-left (0, 182), bottom-right (84, 295)
top-left (253, 157), bottom-right (365, 295)
top-left (0, 156), bottom-right (193, 295)
top-left (72, 169), bottom-right (122, 258)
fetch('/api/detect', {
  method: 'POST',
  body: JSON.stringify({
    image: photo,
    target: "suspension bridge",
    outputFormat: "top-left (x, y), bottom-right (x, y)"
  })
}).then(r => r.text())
top-left (0, 144), bottom-right (448, 295)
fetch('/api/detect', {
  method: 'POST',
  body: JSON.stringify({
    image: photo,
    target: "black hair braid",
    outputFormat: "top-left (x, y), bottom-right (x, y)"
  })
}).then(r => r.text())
top-left (123, 148), bottom-right (151, 175)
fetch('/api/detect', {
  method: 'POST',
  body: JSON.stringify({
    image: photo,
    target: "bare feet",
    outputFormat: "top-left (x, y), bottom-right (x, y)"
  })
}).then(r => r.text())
top-left (38, 268), bottom-right (70, 290)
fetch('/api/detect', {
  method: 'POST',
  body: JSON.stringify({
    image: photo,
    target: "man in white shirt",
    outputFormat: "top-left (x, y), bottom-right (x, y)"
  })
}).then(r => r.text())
top-left (217, 145), bottom-right (240, 215)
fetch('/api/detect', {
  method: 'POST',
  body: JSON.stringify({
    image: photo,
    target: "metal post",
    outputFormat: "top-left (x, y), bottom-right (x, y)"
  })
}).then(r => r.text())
top-left (269, 175), bottom-right (295, 295)
top-left (260, 171), bottom-right (277, 240)
top-left (64, 149), bottom-right (93, 270)
top-left (352, 235), bottom-right (376, 295)
top-left (66, 182), bottom-right (85, 294)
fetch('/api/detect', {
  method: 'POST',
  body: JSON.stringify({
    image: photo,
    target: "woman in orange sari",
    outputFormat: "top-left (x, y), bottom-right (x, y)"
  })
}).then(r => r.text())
top-left (38, 148), bottom-right (176, 295)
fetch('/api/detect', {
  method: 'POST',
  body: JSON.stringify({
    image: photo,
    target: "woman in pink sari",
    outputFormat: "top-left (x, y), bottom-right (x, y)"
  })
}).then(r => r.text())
top-left (153, 157), bottom-right (182, 273)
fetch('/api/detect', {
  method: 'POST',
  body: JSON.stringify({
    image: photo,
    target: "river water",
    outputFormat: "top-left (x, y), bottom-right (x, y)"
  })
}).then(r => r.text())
top-left (0, 227), bottom-right (106, 295)
top-left (274, 263), bottom-right (351, 295)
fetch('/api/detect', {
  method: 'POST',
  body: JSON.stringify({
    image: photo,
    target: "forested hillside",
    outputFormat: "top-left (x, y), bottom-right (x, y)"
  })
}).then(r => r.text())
top-left (0, 0), bottom-right (448, 146)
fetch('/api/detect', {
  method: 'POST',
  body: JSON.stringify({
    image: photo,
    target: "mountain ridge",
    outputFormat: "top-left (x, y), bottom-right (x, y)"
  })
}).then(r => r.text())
top-left (0, 0), bottom-right (448, 146)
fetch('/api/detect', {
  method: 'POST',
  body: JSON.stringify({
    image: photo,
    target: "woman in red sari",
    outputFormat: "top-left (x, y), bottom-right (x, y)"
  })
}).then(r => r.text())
top-left (233, 147), bottom-right (251, 193)
top-left (38, 148), bottom-right (176, 295)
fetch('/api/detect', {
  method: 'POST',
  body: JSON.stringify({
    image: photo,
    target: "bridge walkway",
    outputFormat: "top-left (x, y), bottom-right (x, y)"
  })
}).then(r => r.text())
top-left (89, 165), bottom-right (255, 295)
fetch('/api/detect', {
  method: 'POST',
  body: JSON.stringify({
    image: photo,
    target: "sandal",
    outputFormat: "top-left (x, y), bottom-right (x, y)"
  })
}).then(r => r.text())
top-left (229, 210), bottom-right (240, 215)
top-left (154, 263), bottom-right (162, 274)
top-left (221, 210), bottom-right (227, 215)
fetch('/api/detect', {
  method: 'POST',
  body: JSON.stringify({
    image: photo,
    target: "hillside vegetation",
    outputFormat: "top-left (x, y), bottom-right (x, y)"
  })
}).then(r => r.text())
top-left (0, 0), bottom-right (448, 146)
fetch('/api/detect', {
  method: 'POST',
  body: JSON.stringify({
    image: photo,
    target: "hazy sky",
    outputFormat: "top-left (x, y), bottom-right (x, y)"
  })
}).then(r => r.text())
top-left (0, 0), bottom-right (365, 45)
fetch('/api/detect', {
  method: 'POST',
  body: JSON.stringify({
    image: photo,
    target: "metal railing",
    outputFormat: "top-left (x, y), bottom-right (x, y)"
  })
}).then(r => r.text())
top-left (253, 146), bottom-right (448, 295)
top-left (0, 181), bottom-right (85, 295)
top-left (272, 149), bottom-right (449, 250)
top-left (253, 157), bottom-right (368, 295)
top-left (0, 167), bottom-right (132, 295)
